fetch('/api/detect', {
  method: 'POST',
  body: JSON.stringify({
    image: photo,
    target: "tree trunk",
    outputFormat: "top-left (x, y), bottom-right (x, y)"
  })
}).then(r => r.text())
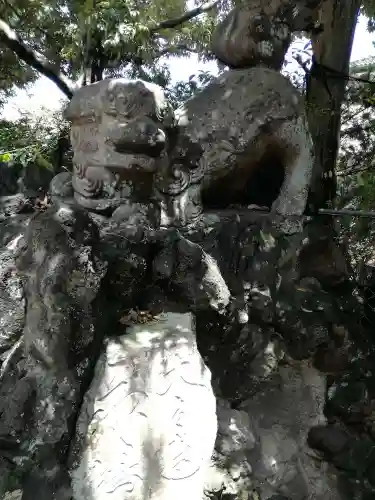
top-left (90, 34), bottom-right (105, 83)
top-left (306, 0), bottom-right (360, 211)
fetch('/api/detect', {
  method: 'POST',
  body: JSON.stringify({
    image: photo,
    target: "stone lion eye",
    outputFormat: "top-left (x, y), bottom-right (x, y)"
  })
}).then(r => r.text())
top-left (108, 93), bottom-right (115, 102)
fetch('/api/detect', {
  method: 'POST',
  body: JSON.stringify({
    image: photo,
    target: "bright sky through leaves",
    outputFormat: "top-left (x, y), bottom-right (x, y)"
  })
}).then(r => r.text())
top-left (1, 14), bottom-right (374, 122)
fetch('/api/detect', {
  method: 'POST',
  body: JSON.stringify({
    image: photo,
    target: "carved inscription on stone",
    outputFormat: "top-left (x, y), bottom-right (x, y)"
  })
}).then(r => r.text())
top-left (70, 312), bottom-right (217, 500)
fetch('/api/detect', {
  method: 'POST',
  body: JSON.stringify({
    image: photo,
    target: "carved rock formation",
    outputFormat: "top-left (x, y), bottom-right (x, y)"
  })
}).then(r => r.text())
top-left (62, 6), bottom-right (316, 227)
top-left (0, 196), bottom-right (373, 499)
top-left (2, 1), bottom-right (374, 499)
top-left (0, 205), bottom-right (107, 499)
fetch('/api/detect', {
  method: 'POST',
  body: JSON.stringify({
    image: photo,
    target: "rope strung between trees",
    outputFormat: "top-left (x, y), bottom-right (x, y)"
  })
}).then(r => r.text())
top-left (316, 208), bottom-right (375, 218)
top-left (243, 207), bottom-right (375, 218)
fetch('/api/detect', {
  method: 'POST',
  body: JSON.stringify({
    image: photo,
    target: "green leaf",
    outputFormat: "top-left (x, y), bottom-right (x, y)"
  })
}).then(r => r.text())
top-left (0, 153), bottom-right (12, 163)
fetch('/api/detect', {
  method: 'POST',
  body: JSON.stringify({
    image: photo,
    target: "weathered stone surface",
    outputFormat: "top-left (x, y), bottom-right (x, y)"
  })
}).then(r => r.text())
top-left (64, 78), bottom-right (174, 215)
top-left (239, 363), bottom-right (340, 500)
top-left (2, 491), bottom-right (22, 500)
top-left (0, 200), bottom-right (235, 498)
top-left (174, 68), bottom-right (314, 218)
top-left (204, 401), bottom-right (256, 497)
top-left (0, 204), bottom-right (107, 499)
top-left (69, 312), bottom-right (217, 500)
top-left (0, 215), bottom-right (28, 359)
top-left (1, 194), bottom-right (373, 500)
top-left (0, 195), bottom-right (31, 221)
top-left (50, 171), bottom-right (74, 204)
top-left (211, 0), bottom-right (323, 69)
top-left (204, 364), bottom-right (344, 500)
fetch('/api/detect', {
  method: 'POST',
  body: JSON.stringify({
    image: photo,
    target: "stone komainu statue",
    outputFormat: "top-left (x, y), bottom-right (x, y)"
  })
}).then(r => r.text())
top-left (60, 0), bottom-right (317, 227)
top-left (1, 2), bottom-right (351, 500)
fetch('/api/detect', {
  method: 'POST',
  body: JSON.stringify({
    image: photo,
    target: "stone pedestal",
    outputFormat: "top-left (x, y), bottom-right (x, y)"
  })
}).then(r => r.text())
top-left (69, 312), bottom-right (217, 500)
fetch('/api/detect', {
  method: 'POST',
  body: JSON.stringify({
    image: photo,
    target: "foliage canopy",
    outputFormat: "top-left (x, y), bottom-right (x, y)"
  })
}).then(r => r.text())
top-left (0, 0), bottom-right (232, 100)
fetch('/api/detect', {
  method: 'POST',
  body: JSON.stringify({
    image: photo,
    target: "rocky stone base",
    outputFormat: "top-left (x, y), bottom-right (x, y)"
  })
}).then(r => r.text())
top-left (0, 195), bottom-right (374, 499)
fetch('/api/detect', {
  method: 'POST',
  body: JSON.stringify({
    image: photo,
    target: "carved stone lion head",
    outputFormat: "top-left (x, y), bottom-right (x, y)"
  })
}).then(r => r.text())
top-left (64, 79), bottom-right (177, 211)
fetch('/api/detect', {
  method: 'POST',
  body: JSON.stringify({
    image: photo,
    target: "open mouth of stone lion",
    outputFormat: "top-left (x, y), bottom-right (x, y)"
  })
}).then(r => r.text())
top-left (108, 151), bottom-right (161, 173)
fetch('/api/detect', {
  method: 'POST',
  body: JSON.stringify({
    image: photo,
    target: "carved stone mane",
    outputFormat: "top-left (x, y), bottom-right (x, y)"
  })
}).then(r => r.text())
top-left (64, 78), bottom-right (175, 215)
top-left (170, 67), bottom-right (314, 220)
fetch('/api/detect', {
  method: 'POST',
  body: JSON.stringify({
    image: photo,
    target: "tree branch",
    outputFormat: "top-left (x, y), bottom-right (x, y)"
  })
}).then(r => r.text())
top-left (337, 162), bottom-right (375, 177)
top-left (341, 121), bottom-right (375, 137)
top-left (0, 0), bottom-right (54, 44)
top-left (152, 43), bottom-right (201, 59)
top-left (149, 0), bottom-right (219, 34)
top-left (341, 105), bottom-right (366, 125)
top-left (0, 18), bottom-right (75, 98)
